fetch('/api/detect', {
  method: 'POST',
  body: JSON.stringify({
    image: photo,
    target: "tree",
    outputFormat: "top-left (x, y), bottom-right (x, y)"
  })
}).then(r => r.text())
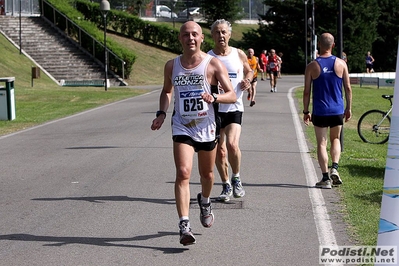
top-left (240, 0), bottom-right (310, 73)
top-left (371, 0), bottom-right (399, 72)
top-left (341, 0), bottom-right (379, 72)
top-left (239, 0), bottom-right (381, 74)
top-left (200, 0), bottom-right (244, 25)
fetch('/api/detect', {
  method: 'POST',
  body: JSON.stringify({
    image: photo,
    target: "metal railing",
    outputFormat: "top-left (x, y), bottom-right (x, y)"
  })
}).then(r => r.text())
top-left (40, 0), bottom-right (125, 80)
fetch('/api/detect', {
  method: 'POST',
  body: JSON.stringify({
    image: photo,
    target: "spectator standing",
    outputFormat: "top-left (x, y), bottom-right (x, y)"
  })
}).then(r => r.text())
top-left (151, 21), bottom-right (236, 245)
top-left (303, 32), bottom-right (352, 189)
top-left (277, 52), bottom-right (283, 78)
top-left (208, 19), bottom-right (253, 202)
top-left (365, 51), bottom-right (375, 73)
top-left (342, 52), bottom-right (347, 63)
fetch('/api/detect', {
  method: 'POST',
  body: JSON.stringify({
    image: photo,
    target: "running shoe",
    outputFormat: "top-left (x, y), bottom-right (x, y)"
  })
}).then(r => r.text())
top-left (329, 168), bottom-right (343, 186)
top-left (231, 177), bottom-right (245, 198)
top-left (218, 183), bottom-right (233, 202)
top-left (197, 193), bottom-right (214, 228)
top-left (179, 220), bottom-right (196, 245)
top-left (270, 88), bottom-right (274, 92)
top-left (315, 178), bottom-right (332, 189)
top-left (250, 100), bottom-right (256, 107)
top-left (273, 87), bottom-right (277, 92)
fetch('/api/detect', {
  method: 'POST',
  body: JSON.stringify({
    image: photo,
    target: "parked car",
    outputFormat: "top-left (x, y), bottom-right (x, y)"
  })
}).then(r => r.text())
top-left (177, 7), bottom-right (202, 18)
top-left (154, 5), bottom-right (177, 18)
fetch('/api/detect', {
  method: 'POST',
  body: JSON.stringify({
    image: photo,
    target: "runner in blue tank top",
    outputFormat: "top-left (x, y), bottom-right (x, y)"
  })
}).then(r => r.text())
top-left (312, 56), bottom-right (344, 116)
top-left (302, 33), bottom-right (352, 189)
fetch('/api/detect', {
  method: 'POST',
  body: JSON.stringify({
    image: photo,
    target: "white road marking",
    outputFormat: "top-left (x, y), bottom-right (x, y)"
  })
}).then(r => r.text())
top-left (288, 86), bottom-right (341, 265)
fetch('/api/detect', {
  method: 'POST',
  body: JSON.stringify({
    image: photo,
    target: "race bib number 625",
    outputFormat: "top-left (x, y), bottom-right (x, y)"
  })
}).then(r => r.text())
top-left (179, 89), bottom-right (209, 118)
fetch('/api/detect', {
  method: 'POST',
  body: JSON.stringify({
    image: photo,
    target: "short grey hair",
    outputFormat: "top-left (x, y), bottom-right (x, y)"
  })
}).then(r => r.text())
top-left (210, 19), bottom-right (232, 33)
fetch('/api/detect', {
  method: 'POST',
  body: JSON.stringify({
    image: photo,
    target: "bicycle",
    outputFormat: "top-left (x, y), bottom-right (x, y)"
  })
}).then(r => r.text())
top-left (357, 94), bottom-right (393, 144)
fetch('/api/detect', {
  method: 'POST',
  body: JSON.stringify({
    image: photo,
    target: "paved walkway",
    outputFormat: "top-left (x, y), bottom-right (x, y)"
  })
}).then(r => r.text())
top-left (0, 76), bottom-right (352, 265)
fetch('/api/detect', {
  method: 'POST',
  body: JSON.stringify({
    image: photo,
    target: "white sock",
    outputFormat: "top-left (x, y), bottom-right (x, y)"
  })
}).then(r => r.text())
top-left (201, 194), bottom-right (210, 205)
top-left (180, 216), bottom-right (189, 222)
top-left (223, 180), bottom-right (231, 185)
top-left (232, 173), bottom-right (240, 179)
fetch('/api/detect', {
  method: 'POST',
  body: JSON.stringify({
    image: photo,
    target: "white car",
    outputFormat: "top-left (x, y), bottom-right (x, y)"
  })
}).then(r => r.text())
top-left (155, 5), bottom-right (178, 18)
top-left (178, 7), bottom-right (202, 18)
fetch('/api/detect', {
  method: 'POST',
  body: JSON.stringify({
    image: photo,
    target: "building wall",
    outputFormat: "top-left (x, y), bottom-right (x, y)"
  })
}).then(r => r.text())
top-left (4, 0), bottom-right (40, 16)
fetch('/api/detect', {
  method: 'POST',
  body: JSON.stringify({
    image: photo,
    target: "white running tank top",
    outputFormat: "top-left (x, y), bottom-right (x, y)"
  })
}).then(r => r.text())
top-left (208, 47), bottom-right (244, 113)
top-left (171, 54), bottom-right (217, 142)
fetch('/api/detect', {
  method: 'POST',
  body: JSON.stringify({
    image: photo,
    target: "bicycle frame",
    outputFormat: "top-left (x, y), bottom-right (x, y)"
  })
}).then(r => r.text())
top-left (357, 94), bottom-right (393, 144)
top-left (376, 106), bottom-right (392, 128)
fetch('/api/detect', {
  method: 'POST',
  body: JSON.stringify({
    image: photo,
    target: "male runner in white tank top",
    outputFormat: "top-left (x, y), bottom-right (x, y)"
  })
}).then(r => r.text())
top-left (151, 21), bottom-right (236, 246)
top-left (208, 19), bottom-right (254, 202)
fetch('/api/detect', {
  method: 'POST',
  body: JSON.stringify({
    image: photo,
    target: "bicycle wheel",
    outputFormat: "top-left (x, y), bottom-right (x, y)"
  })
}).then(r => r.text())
top-left (357, 109), bottom-right (391, 144)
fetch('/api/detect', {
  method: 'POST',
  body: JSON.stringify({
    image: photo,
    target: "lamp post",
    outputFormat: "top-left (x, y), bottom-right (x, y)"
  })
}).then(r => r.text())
top-left (337, 0), bottom-right (343, 59)
top-left (311, 0), bottom-right (315, 60)
top-left (100, 0), bottom-right (110, 91)
top-left (171, 0), bottom-right (177, 28)
top-left (308, 17), bottom-right (313, 61)
top-left (304, 0), bottom-right (308, 66)
top-left (19, 0), bottom-right (21, 54)
top-left (249, 0), bottom-right (251, 20)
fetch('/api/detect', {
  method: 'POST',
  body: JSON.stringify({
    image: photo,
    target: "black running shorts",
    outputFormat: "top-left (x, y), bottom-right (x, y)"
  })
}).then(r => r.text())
top-left (219, 111), bottom-right (243, 129)
top-left (172, 135), bottom-right (218, 152)
top-left (311, 114), bottom-right (344, 128)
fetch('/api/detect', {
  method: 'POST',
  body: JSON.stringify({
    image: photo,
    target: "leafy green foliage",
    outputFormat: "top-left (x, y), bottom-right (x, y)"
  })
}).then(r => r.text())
top-left (200, 0), bottom-right (244, 26)
top-left (239, 0), bottom-right (387, 74)
top-left (0, 33), bottom-right (146, 135)
top-left (371, 0), bottom-right (399, 73)
top-left (46, 0), bottom-right (137, 78)
top-left (341, 0), bottom-right (379, 73)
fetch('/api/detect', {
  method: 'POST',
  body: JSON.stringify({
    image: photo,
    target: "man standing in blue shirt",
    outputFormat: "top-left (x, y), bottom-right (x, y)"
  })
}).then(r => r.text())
top-left (302, 32), bottom-right (352, 189)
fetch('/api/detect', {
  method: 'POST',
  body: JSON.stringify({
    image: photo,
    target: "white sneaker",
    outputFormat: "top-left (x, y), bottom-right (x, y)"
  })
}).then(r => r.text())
top-left (218, 183), bottom-right (233, 202)
top-left (179, 220), bottom-right (196, 245)
top-left (315, 178), bottom-right (332, 189)
top-left (330, 168), bottom-right (343, 186)
top-left (197, 193), bottom-right (214, 228)
top-left (232, 177), bottom-right (245, 198)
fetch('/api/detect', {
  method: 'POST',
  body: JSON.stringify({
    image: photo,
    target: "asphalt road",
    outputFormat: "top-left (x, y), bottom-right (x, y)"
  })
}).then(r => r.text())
top-left (0, 75), bottom-right (352, 266)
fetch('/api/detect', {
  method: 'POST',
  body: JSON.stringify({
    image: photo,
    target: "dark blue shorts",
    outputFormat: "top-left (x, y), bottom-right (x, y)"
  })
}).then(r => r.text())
top-left (269, 70), bottom-right (278, 76)
top-left (311, 114), bottom-right (344, 128)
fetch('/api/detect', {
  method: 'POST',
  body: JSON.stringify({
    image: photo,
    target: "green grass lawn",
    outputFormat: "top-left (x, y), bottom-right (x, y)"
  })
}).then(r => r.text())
top-left (0, 34), bottom-right (149, 135)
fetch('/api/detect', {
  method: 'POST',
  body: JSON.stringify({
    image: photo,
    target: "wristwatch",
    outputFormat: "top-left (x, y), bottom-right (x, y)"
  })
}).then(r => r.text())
top-left (156, 110), bottom-right (166, 118)
top-left (303, 110), bottom-right (310, 115)
top-left (212, 93), bottom-right (218, 102)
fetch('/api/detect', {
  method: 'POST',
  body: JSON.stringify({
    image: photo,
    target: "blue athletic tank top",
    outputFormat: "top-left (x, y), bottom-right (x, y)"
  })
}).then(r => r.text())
top-left (312, 56), bottom-right (344, 116)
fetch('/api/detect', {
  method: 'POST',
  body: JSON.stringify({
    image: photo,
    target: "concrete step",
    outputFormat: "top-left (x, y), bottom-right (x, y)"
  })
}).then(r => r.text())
top-left (0, 16), bottom-right (115, 84)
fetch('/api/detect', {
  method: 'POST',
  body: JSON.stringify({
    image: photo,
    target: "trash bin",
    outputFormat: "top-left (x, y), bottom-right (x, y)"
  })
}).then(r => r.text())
top-left (32, 67), bottom-right (40, 79)
top-left (0, 77), bottom-right (16, 121)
